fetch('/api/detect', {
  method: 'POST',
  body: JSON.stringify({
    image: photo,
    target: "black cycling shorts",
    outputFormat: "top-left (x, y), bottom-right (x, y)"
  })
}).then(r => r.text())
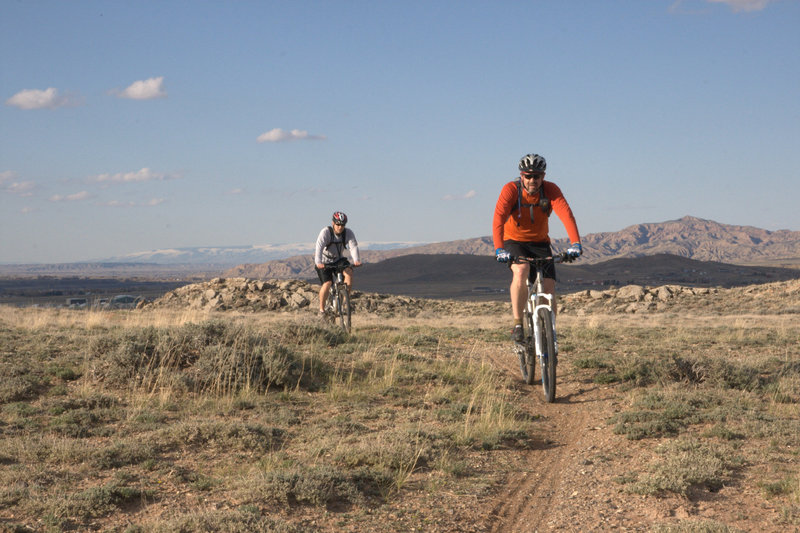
top-left (502, 240), bottom-right (556, 282)
top-left (315, 258), bottom-right (351, 284)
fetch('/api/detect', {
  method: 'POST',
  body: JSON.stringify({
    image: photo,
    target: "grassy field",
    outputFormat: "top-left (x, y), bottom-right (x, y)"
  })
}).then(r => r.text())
top-left (0, 296), bottom-right (798, 532)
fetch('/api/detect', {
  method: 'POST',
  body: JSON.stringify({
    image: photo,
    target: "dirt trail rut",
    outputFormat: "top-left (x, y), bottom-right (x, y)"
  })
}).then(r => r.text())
top-left (483, 344), bottom-right (622, 532)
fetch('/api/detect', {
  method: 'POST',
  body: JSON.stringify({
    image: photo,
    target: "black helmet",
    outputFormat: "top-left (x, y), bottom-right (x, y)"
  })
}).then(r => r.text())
top-left (332, 211), bottom-right (348, 225)
top-left (519, 153), bottom-right (546, 173)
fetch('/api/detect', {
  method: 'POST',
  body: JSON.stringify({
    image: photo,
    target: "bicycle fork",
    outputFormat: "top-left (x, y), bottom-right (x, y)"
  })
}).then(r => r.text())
top-left (332, 274), bottom-right (345, 313)
top-left (530, 295), bottom-right (558, 358)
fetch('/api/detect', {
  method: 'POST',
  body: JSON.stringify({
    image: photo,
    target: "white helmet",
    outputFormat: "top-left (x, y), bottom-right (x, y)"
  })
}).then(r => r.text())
top-left (519, 153), bottom-right (546, 173)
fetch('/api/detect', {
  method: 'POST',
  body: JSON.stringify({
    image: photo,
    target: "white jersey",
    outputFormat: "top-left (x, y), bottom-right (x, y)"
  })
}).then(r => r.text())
top-left (314, 226), bottom-right (360, 265)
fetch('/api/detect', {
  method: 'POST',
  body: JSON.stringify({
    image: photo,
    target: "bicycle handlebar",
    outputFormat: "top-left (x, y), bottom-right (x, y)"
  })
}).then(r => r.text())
top-left (322, 260), bottom-right (360, 273)
top-left (512, 252), bottom-right (576, 265)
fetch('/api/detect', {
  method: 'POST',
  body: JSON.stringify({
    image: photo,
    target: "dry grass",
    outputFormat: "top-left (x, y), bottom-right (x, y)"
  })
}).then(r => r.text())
top-left (1, 295), bottom-right (798, 531)
top-left (0, 305), bottom-right (523, 531)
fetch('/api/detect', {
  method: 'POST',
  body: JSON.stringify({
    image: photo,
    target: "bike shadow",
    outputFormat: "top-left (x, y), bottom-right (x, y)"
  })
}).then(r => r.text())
top-left (511, 380), bottom-right (612, 406)
top-left (551, 385), bottom-right (611, 404)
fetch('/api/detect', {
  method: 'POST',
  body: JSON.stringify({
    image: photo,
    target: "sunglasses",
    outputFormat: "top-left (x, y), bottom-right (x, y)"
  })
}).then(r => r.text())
top-left (521, 172), bottom-right (544, 180)
top-left (333, 222), bottom-right (345, 227)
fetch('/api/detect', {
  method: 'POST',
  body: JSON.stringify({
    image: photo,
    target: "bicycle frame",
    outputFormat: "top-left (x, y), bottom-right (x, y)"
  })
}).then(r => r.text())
top-left (323, 260), bottom-right (354, 333)
top-left (513, 252), bottom-right (574, 401)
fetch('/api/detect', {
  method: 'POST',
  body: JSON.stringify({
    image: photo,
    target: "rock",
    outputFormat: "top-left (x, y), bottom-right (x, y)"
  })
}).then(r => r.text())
top-left (656, 286), bottom-right (673, 302)
top-left (616, 285), bottom-right (646, 302)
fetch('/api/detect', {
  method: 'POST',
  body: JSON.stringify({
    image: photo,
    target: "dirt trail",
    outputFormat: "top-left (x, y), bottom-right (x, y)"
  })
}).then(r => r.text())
top-left (483, 344), bottom-right (624, 532)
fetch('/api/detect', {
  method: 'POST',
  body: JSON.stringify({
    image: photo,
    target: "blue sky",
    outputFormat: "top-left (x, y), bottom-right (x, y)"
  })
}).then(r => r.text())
top-left (2, 0), bottom-right (798, 263)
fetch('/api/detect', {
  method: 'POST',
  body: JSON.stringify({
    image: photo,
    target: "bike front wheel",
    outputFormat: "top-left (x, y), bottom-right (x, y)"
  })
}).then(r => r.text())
top-left (337, 285), bottom-right (352, 333)
top-left (537, 308), bottom-right (557, 402)
top-left (518, 311), bottom-right (536, 384)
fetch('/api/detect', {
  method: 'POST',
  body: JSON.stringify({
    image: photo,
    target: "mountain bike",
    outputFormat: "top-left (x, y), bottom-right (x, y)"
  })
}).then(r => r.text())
top-left (324, 259), bottom-right (354, 333)
top-left (512, 252), bottom-right (576, 402)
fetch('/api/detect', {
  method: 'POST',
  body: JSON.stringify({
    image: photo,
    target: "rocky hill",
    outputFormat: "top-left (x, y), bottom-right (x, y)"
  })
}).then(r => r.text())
top-left (562, 215), bottom-right (800, 264)
top-left (146, 276), bottom-right (800, 317)
top-left (225, 216), bottom-right (800, 280)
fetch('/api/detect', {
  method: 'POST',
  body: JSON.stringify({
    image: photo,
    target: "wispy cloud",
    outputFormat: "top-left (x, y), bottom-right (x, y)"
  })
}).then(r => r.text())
top-left (50, 191), bottom-right (92, 202)
top-left (99, 198), bottom-right (165, 207)
top-left (226, 188), bottom-right (244, 195)
top-left (113, 76), bottom-right (167, 100)
top-left (443, 190), bottom-right (477, 201)
top-left (5, 88), bottom-right (79, 110)
top-left (1, 172), bottom-right (37, 196)
top-left (87, 168), bottom-right (180, 184)
top-left (257, 128), bottom-right (327, 143)
top-left (707, 0), bottom-right (774, 11)
top-left (0, 171), bottom-right (13, 184)
top-left (671, 0), bottom-right (775, 12)
top-left (4, 181), bottom-right (37, 196)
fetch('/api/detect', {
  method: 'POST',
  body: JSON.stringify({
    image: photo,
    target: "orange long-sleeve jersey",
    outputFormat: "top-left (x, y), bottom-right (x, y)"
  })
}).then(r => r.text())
top-left (492, 179), bottom-right (581, 250)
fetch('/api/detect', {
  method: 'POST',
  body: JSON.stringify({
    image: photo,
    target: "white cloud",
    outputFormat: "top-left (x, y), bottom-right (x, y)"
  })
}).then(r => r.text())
top-left (443, 190), bottom-right (477, 201)
top-left (100, 200), bottom-right (136, 207)
top-left (0, 171), bottom-right (16, 184)
top-left (1, 173), bottom-right (37, 196)
top-left (99, 198), bottom-right (165, 207)
top-left (115, 77), bottom-right (167, 100)
top-left (50, 191), bottom-right (92, 202)
top-left (257, 128), bottom-right (327, 143)
top-left (88, 168), bottom-right (179, 184)
top-left (5, 88), bottom-right (77, 110)
top-left (4, 181), bottom-right (37, 196)
top-left (707, 0), bottom-right (774, 11)
top-left (672, 0), bottom-right (776, 12)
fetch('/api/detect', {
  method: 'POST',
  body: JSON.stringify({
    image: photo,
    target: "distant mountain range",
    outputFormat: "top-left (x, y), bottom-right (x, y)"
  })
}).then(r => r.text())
top-left (2, 216), bottom-right (797, 280)
top-left (225, 216), bottom-right (800, 280)
top-left (93, 241), bottom-right (423, 265)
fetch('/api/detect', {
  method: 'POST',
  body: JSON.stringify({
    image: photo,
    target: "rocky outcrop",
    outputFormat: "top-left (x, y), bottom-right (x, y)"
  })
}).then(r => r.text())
top-left (560, 284), bottom-right (720, 314)
top-left (146, 277), bottom-right (800, 317)
top-left (146, 277), bottom-right (505, 317)
top-left (560, 278), bottom-right (800, 315)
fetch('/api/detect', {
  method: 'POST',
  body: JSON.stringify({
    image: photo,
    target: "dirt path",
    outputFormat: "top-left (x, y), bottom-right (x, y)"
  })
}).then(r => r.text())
top-left (482, 344), bottom-right (627, 532)
top-left (476, 329), bottom-right (796, 533)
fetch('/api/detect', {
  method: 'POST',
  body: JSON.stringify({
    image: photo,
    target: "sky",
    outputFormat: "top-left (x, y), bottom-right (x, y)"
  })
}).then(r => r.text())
top-left (1, 0), bottom-right (799, 263)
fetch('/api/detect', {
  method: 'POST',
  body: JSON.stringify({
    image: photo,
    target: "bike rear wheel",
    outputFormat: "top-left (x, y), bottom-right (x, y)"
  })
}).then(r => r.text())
top-left (518, 310), bottom-right (536, 384)
top-left (537, 308), bottom-right (557, 402)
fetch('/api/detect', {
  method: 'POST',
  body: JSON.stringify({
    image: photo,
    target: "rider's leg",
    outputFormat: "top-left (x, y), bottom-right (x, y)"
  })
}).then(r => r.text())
top-left (542, 277), bottom-right (557, 316)
top-left (343, 267), bottom-right (354, 291)
top-left (319, 281), bottom-right (332, 312)
top-left (510, 263), bottom-right (530, 321)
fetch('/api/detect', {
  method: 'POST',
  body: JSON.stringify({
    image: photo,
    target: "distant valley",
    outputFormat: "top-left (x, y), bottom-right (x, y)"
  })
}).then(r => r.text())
top-left (344, 253), bottom-right (800, 301)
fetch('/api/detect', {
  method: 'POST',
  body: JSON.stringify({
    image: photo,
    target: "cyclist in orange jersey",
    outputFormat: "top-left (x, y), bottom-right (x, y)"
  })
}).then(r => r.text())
top-left (493, 153), bottom-right (582, 342)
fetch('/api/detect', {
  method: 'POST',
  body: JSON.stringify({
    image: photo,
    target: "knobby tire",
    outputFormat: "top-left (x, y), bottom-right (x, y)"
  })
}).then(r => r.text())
top-left (339, 285), bottom-right (352, 333)
top-left (538, 308), bottom-right (557, 402)
top-left (335, 286), bottom-right (345, 332)
top-left (518, 311), bottom-right (536, 384)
